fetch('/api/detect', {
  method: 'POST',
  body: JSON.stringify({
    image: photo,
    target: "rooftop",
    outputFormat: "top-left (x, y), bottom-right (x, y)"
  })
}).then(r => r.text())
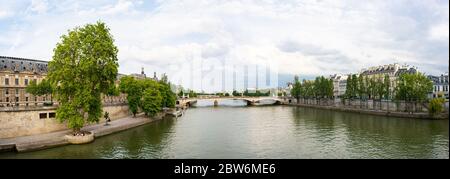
top-left (0, 56), bottom-right (48, 74)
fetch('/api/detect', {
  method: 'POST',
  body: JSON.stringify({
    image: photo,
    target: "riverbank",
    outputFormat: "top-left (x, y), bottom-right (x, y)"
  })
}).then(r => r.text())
top-left (283, 102), bottom-right (449, 120)
top-left (0, 112), bottom-right (167, 153)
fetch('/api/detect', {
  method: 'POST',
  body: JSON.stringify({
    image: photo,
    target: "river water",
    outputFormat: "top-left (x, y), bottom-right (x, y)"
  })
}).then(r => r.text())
top-left (0, 100), bottom-right (448, 159)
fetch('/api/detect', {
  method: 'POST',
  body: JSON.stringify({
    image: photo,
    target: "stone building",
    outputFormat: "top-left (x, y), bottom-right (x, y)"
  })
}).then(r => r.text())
top-left (428, 73), bottom-right (449, 99)
top-left (330, 74), bottom-right (348, 98)
top-left (359, 63), bottom-right (418, 97)
top-left (0, 56), bottom-right (135, 108)
top-left (0, 56), bottom-right (49, 107)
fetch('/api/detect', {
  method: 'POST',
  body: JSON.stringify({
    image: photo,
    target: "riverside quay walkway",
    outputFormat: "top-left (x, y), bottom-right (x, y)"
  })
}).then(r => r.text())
top-left (0, 113), bottom-right (165, 153)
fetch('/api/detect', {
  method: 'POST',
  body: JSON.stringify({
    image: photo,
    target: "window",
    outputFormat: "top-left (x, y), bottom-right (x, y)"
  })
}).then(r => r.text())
top-left (25, 79), bottom-right (28, 86)
top-left (5, 78), bottom-right (9, 85)
top-left (15, 78), bottom-right (19, 85)
top-left (15, 97), bottom-right (19, 102)
top-left (5, 89), bottom-right (8, 95)
top-left (6, 97), bottom-right (9, 102)
top-left (49, 112), bottom-right (56, 118)
top-left (39, 113), bottom-right (47, 119)
top-left (26, 97), bottom-right (29, 106)
top-left (15, 89), bottom-right (19, 95)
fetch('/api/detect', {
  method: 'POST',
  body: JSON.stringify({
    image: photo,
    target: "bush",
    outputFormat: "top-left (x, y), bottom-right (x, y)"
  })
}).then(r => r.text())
top-left (429, 98), bottom-right (445, 116)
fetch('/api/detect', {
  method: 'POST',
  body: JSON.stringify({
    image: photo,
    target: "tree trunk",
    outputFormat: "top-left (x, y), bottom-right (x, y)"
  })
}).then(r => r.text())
top-left (73, 128), bottom-right (81, 135)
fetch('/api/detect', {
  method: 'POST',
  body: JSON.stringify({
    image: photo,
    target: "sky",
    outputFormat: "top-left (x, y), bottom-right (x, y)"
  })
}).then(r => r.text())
top-left (0, 0), bottom-right (448, 92)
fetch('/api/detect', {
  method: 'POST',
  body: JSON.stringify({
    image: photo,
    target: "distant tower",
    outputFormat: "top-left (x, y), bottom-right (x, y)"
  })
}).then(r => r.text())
top-left (141, 67), bottom-right (146, 77)
top-left (153, 72), bottom-right (158, 81)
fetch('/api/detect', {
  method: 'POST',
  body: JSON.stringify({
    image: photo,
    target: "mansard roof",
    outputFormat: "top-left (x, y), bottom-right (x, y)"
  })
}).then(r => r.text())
top-left (0, 56), bottom-right (48, 74)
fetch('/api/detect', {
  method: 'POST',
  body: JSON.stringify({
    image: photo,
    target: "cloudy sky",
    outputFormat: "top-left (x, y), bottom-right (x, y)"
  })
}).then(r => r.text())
top-left (0, 0), bottom-right (448, 92)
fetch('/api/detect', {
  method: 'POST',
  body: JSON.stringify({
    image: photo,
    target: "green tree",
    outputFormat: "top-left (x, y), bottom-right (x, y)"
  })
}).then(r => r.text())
top-left (367, 78), bottom-right (376, 99)
top-left (395, 73), bottom-right (433, 102)
top-left (26, 79), bottom-right (54, 103)
top-left (375, 78), bottom-right (385, 100)
top-left (48, 21), bottom-right (118, 134)
top-left (107, 85), bottom-right (120, 96)
top-left (178, 89), bottom-right (184, 98)
top-left (351, 74), bottom-right (358, 99)
top-left (357, 75), bottom-right (366, 99)
top-left (243, 90), bottom-right (249, 96)
top-left (383, 75), bottom-right (390, 100)
top-left (429, 98), bottom-right (445, 117)
top-left (119, 76), bottom-right (142, 117)
top-left (232, 90), bottom-right (239, 96)
top-left (158, 76), bottom-right (176, 108)
top-left (345, 75), bottom-right (354, 99)
top-left (141, 87), bottom-right (162, 117)
top-left (189, 90), bottom-right (197, 98)
top-left (291, 75), bottom-right (302, 103)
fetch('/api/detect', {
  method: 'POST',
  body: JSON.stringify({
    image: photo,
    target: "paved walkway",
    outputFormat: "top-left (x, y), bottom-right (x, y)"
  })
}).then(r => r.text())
top-left (0, 113), bottom-right (164, 153)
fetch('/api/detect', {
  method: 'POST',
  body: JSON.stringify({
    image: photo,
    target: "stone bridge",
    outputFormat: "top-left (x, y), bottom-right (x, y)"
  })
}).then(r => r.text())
top-left (176, 97), bottom-right (283, 107)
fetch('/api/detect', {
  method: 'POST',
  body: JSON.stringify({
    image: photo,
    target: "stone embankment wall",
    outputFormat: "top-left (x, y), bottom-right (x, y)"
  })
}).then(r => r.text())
top-left (0, 104), bottom-right (129, 139)
top-left (281, 98), bottom-right (449, 119)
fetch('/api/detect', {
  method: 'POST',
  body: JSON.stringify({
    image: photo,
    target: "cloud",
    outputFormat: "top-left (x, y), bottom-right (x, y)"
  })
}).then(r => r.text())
top-left (0, 10), bottom-right (10, 19)
top-left (430, 22), bottom-right (449, 41)
top-left (278, 40), bottom-right (339, 56)
top-left (0, 0), bottom-right (448, 92)
top-left (29, 0), bottom-right (49, 14)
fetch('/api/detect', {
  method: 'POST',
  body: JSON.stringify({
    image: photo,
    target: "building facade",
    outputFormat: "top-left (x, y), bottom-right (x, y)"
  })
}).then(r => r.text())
top-left (0, 56), bottom-right (149, 109)
top-left (330, 74), bottom-right (348, 98)
top-left (0, 56), bottom-right (49, 107)
top-left (428, 73), bottom-right (449, 99)
top-left (359, 63), bottom-right (418, 98)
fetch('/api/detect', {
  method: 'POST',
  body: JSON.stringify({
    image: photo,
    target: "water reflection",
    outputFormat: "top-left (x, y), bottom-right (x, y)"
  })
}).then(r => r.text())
top-left (0, 106), bottom-right (447, 159)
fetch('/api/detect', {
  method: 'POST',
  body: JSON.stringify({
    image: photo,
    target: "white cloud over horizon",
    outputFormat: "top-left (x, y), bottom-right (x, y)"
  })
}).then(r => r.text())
top-left (0, 0), bottom-right (448, 92)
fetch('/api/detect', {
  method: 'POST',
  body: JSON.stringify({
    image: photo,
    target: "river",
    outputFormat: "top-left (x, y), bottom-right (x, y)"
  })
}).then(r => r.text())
top-left (0, 100), bottom-right (448, 159)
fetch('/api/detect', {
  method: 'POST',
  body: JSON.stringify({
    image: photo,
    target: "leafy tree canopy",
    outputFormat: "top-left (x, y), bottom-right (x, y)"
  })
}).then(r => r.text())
top-left (48, 21), bottom-right (119, 133)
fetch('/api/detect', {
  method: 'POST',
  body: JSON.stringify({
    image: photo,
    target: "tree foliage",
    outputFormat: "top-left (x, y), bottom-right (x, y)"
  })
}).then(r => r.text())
top-left (232, 90), bottom-right (241, 96)
top-left (142, 84), bottom-right (163, 117)
top-left (313, 76), bottom-right (333, 99)
top-left (47, 21), bottom-right (119, 132)
top-left (159, 81), bottom-right (176, 108)
top-left (345, 74), bottom-right (358, 99)
top-left (189, 90), bottom-right (197, 98)
top-left (290, 76), bottom-right (333, 101)
top-left (345, 74), bottom-right (392, 100)
top-left (429, 98), bottom-right (445, 116)
top-left (119, 76), bottom-right (143, 117)
top-left (394, 73), bottom-right (433, 101)
top-left (26, 79), bottom-right (54, 102)
top-left (243, 90), bottom-right (270, 97)
top-left (120, 75), bottom-right (177, 117)
top-left (291, 76), bottom-right (302, 102)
